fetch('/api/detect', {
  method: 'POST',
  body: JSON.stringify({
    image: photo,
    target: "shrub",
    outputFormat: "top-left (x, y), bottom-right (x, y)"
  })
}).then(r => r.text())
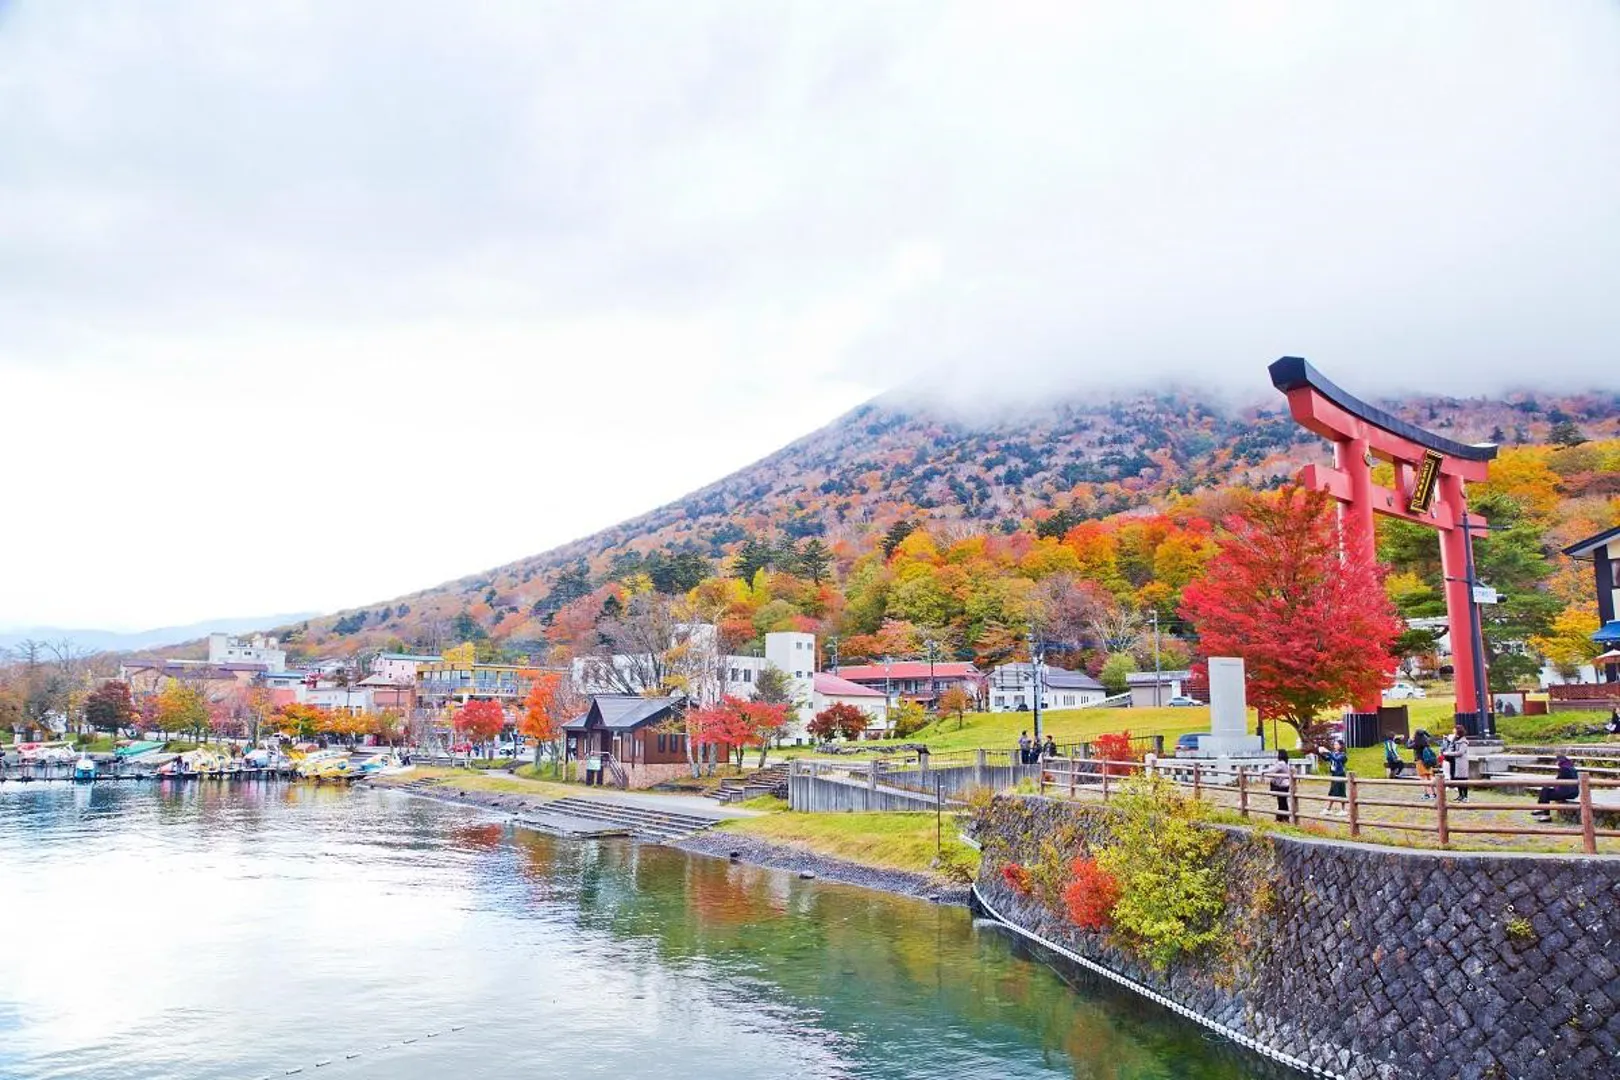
top-left (891, 701), bottom-right (930, 738)
top-left (1062, 856), bottom-right (1121, 930)
top-left (1092, 730), bottom-right (1140, 775)
top-left (1001, 862), bottom-right (1033, 895)
top-left (1095, 776), bottom-right (1225, 969)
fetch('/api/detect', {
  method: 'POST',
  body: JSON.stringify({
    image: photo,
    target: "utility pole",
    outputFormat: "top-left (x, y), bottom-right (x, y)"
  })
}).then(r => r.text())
top-left (828, 636), bottom-right (840, 675)
top-left (925, 639), bottom-right (939, 707)
top-left (1151, 609), bottom-right (1162, 708)
top-left (1028, 622), bottom-right (1044, 746)
top-left (883, 654), bottom-right (894, 727)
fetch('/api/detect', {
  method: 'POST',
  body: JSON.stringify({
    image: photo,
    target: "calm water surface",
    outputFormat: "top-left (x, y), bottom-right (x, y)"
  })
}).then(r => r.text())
top-left (0, 783), bottom-right (1275, 1079)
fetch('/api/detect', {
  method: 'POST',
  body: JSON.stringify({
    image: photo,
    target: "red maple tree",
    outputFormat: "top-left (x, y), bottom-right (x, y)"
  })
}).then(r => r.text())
top-left (1179, 486), bottom-right (1400, 747)
top-left (688, 696), bottom-right (791, 766)
top-left (807, 702), bottom-right (869, 742)
top-left (453, 699), bottom-right (507, 746)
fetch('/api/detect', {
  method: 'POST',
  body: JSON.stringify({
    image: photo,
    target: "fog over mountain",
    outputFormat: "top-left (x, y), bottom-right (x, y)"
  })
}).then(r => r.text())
top-left (2, 2), bottom-right (1616, 628)
top-left (0, 614), bottom-right (319, 655)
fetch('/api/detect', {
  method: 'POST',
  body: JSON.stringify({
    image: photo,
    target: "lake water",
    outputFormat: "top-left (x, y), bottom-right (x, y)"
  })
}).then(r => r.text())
top-left (0, 782), bottom-right (1275, 1079)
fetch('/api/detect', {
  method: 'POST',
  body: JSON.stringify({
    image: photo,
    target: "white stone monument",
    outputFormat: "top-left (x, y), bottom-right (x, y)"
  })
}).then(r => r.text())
top-left (1196, 657), bottom-right (1264, 758)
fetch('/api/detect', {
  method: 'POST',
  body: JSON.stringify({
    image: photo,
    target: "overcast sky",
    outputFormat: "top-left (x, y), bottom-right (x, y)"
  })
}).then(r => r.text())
top-left (2, 2), bottom-right (1618, 631)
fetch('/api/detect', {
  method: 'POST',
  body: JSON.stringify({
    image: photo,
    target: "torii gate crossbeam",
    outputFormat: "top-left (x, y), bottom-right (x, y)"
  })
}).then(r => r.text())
top-left (1269, 357), bottom-right (1497, 735)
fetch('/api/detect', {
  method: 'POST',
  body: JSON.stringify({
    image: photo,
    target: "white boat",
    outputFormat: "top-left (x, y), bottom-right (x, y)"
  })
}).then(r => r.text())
top-left (72, 756), bottom-right (97, 781)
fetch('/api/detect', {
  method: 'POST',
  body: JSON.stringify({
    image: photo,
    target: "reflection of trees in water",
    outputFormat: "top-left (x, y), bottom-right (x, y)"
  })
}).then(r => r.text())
top-left (501, 833), bottom-right (1257, 1079)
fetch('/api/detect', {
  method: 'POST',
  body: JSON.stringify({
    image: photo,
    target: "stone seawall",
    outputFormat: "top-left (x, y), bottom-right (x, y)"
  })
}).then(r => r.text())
top-left (974, 796), bottom-right (1620, 1080)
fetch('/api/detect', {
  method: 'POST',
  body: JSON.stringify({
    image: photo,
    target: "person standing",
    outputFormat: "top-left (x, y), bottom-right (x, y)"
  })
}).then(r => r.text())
top-left (1412, 731), bottom-right (1436, 799)
top-left (1317, 739), bottom-right (1349, 816)
top-left (1042, 734), bottom-right (1058, 760)
top-left (1382, 731), bottom-right (1405, 780)
top-left (1265, 750), bottom-right (1293, 823)
top-left (1441, 723), bottom-right (1470, 802)
top-left (1017, 731), bottom-right (1032, 765)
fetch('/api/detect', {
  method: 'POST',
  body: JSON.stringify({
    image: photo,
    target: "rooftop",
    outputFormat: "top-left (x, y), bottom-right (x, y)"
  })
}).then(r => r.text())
top-left (813, 672), bottom-right (886, 698)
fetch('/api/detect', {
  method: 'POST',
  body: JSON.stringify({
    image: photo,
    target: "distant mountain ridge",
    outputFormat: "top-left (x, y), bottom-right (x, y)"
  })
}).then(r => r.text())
top-left (264, 385), bottom-right (1620, 656)
top-left (0, 613), bottom-right (319, 655)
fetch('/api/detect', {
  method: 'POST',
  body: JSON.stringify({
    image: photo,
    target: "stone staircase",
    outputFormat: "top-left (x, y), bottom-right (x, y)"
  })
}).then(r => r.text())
top-left (707, 764), bottom-right (790, 805)
top-left (536, 796), bottom-right (725, 842)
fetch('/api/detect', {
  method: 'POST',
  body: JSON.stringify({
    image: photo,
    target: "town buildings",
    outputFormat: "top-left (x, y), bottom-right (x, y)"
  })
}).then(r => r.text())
top-left (810, 672), bottom-right (890, 735)
top-left (828, 660), bottom-right (985, 708)
top-left (986, 662), bottom-right (1107, 712)
top-left (207, 633), bottom-right (287, 672)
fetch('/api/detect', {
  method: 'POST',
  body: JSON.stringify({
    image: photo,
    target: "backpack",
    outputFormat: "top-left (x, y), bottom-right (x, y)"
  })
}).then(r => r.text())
top-left (1420, 745), bottom-right (1438, 768)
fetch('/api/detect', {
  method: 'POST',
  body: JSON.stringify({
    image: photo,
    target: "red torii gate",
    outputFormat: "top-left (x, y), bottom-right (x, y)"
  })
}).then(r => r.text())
top-left (1269, 357), bottom-right (1496, 734)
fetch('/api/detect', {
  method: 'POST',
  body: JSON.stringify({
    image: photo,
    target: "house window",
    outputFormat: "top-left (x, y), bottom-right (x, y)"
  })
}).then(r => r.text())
top-left (657, 734), bottom-right (666, 753)
top-left (744, 670), bottom-right (753, 683)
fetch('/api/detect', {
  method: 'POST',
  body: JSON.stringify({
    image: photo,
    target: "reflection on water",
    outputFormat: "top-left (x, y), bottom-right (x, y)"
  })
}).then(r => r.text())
top-left (0, 783), bottom-right (1273, 1079)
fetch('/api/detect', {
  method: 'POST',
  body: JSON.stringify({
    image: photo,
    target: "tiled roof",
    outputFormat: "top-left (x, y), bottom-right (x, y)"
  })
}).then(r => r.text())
top-left (833, 662), bottom-right (981, 682)
top-left (813, 672), bottom-right (886, 698)
top-left (563, 694), bottom-right (681, 731)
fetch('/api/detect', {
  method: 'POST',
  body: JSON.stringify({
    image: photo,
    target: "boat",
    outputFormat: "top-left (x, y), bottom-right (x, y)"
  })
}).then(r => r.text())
top-left (354, 753), bottom-right (401, 777)
top-left (72, 756), bottom-right (97, 781)
top-left (296, 749), bottom-right (353, 779)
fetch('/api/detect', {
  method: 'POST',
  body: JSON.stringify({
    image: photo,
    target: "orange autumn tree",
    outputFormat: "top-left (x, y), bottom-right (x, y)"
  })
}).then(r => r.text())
top-left (521, 673), bottom-right (585, 776)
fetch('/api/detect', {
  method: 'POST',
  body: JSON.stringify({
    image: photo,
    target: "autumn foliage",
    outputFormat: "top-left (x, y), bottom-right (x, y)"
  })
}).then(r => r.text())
top-left (1180, 487), bottom-right (1400, 746)
top-left (1062, 856), bottom-right (1121, 931)
top-left (1000, 862), bottom-right (1033, 896)
top-left (1091, 730), bottom-right (1139, 775)
top-left (807, 702), bottom-right (869, 742)
top-left (687, 696), bottom-right (792, 763)
top-left (453, 699), bottom-right (507, 745)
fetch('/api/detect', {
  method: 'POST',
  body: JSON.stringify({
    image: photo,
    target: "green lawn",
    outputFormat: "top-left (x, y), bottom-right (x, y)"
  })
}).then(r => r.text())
top-left (868, 705), bottom-right (1214, 754)
top-left (717, 810), bottom-right (978, 877)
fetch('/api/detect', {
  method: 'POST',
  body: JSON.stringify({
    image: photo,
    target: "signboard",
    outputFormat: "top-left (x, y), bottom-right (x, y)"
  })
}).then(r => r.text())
top-left (587, 754), bottom-right (601, 771)
top-left (1407, 449), bottom-right (1444, 514)
top-left (1472, 585), bottom-right (1499, 605)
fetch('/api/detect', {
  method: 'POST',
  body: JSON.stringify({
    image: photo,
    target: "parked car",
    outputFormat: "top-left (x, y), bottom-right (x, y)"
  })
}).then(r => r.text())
top-left (1166, 695), bottom-right (1205, 707)
top-left (1175, 733), bottom-right (1205, 754)
top-left (1385, 683), bottom-right (1427, 700)
top-left (495, 742), bottom-right (518, 757)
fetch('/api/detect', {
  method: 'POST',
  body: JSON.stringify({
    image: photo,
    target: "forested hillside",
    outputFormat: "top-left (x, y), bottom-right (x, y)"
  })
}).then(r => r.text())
top-left (271, 386), bottom-right (1620, 686)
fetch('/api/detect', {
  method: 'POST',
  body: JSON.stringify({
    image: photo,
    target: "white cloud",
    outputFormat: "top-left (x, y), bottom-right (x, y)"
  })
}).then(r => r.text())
top-left (1, 1), bottom-right (1616, 626)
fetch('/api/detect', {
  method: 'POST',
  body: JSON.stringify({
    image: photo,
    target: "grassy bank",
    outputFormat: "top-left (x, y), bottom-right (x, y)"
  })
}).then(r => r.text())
top-left (717, 810), bottom-right (978, 877)
top-left (374, 765), bottom-right (581, 801)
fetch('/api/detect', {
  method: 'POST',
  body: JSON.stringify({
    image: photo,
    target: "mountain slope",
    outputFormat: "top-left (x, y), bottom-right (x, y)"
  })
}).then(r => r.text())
top-left (276, 386), bottom-right (1619, 657)
top-left (0, 613), bottom-right (319, 655)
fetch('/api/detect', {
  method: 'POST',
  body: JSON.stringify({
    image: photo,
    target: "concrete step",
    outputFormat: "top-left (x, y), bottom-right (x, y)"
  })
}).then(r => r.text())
top-left (543, 797), bottom-right (722, 840)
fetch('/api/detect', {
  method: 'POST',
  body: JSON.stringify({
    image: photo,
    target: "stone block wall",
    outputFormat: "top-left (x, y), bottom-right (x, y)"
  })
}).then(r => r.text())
top-left (974, 796), bottom-right (1620, 1080)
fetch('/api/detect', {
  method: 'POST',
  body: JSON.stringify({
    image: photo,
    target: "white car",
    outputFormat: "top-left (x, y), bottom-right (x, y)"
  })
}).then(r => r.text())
top-left (1385, 683), bottom-right (1427, 700)
top-left (1165, 695), bottom-right (1205, 708)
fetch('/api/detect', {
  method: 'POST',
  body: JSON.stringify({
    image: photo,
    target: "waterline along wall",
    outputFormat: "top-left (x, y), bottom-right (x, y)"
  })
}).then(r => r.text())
top-left (972, 796), bottom-right (1620, 1080)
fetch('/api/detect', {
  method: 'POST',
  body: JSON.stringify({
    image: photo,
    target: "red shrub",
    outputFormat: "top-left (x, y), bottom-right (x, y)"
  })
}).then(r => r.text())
top-left (1092, 730), bottom-right (1141, 776)
top-left (1000, 862), bottom-right (1033, 895)
top-left (1063, 856), bottom-right (1121, 931)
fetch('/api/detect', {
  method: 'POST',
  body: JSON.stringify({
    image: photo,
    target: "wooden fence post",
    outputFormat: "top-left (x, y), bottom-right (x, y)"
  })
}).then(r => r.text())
top-left (1580, 773), bottom-right (1597, 855)
top-left (1102, 764), bottom-right (1111, 802)
top-left (1238, 768), bottom-right (1249, 820)
top-left (1193, 762), bottom-right (1202, 801)
top-left (1347, 773), bottom-right (1360, 838)
top-left (1288, 773), bottom-right (1299, 826)
top-left (1434, 772), bottom-right (1449, 848)
top-left (1068, 759), bottom-right (1077, 799)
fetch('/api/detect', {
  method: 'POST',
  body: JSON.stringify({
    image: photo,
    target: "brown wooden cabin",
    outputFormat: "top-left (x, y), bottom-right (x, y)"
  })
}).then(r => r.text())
top-left (563, 694), bottom-right (732, 767)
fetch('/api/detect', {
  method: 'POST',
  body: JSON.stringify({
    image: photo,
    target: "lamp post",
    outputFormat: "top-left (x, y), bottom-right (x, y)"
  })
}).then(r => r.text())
top-left (1028, 622), bottom-right (1045, 747)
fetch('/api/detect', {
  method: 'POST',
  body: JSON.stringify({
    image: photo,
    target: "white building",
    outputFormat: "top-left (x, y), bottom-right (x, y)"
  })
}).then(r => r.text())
top-left (370, 652), bottom-right (441, 685)
top-left (573, 629), bottom-right (819, 740)
top-left (207, 633), bottom-right (287, 672)
top-left (811, 672), bottom-right (889, 736)
top-left (987, 663), bottom-right (1108, 712)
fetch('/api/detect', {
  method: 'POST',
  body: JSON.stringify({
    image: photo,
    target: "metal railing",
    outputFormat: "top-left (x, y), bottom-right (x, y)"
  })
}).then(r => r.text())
top-left (1038, 757), bottom-right (1620, 854)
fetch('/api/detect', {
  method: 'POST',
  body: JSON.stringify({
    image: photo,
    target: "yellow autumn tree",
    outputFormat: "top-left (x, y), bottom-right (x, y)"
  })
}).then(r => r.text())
top-left (1529, 607), bottom-right (1601, 679)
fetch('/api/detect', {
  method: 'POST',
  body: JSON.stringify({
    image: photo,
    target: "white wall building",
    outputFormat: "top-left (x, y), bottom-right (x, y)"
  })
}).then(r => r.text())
top-left (987, 663), bottom-right (1108, 712)
top-left (370, 652), bottom-right (441, 685)
top-left (207, 633), bottom-right (287, 672)
top-left (811, 672), bottom-right (889, 736)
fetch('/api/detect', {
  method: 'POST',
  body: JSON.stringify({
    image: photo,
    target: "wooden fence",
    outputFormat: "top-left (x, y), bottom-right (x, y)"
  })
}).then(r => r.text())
top-left (1038, 757), bottom-right (1620, 855)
